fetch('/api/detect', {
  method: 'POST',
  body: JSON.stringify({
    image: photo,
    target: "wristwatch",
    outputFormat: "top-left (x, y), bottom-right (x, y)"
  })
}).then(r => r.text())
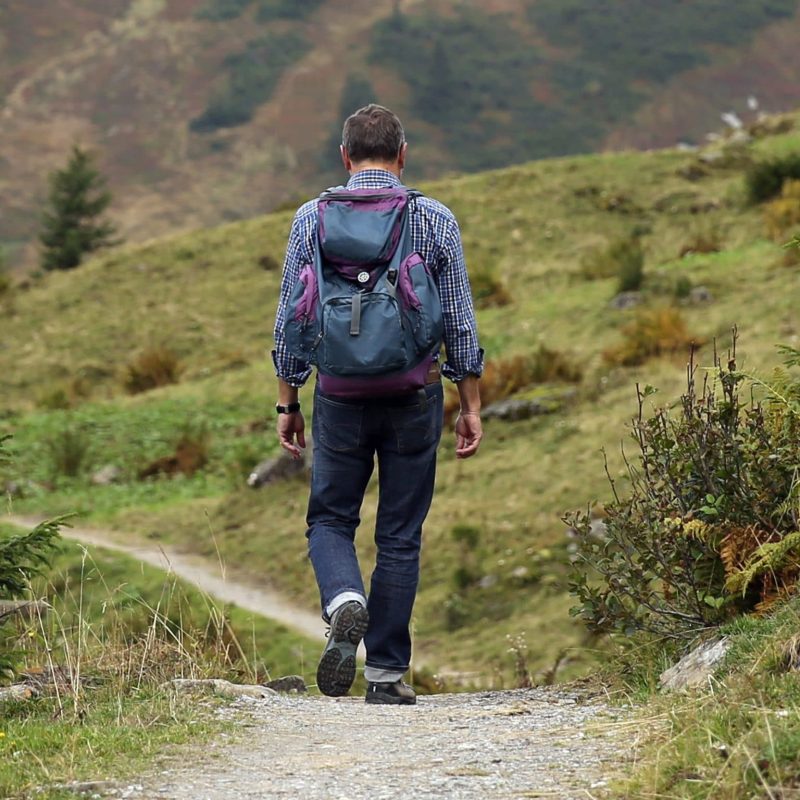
top-left (275, 402), bottom-right (301, 414)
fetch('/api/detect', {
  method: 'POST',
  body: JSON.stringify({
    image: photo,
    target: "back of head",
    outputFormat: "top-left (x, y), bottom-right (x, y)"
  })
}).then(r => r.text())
top-left (342, 104), bottom-right (405, 164)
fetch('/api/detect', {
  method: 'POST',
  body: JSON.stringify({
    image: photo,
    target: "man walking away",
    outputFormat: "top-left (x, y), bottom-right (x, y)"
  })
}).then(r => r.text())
top-left (273, 104), bottom-right (483, 705)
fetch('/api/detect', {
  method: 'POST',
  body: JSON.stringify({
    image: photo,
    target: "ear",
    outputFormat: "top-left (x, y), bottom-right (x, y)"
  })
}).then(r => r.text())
top-left (340, 145), bottom-right (353, 172)
top-left (397, 141), bottom-right (407, 171)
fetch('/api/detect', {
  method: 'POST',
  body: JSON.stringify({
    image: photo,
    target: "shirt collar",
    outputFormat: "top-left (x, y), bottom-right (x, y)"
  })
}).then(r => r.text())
top-left (345, 169), bottom-right (402, 190)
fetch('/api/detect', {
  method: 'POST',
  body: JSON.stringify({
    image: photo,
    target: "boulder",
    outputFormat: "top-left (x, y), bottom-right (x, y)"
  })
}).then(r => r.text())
top-left (482, 396), bottom-right (563, 422)
top-left (688, 286), bottom-right (713, 305)
top-left (170, 678), bottom-right (277, 700)
top-left (659, 636), bottom-right (730, 692)
top-left (264, 675), bottom-right (306, 694)
top-left (248, 436), bottom-right (312, 488)
top-left (91, 464), bottom-right (123, 486)
top-left (609, 291), bottom-right (643, 310)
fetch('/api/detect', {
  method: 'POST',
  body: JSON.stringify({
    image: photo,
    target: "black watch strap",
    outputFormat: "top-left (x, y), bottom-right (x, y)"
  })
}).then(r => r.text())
top-left (275, 401), bottom-right (301, 415)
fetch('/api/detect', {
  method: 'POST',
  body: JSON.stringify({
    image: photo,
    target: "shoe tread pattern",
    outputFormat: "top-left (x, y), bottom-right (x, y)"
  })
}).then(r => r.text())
top-left (316, 603), bottom-right (368, 697)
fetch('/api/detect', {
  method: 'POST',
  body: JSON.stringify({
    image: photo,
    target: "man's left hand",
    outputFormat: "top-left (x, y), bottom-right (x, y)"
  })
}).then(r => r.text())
top-left (278, 411), bottom-right (306, 459)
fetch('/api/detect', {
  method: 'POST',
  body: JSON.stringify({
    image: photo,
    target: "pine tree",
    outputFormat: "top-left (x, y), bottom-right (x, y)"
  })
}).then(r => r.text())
top-left (39, 146), bottom-right (119, 271)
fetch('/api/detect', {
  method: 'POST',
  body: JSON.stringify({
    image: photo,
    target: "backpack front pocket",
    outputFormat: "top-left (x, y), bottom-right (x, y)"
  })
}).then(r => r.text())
top-left (319, 294), bottom-right (408, 375)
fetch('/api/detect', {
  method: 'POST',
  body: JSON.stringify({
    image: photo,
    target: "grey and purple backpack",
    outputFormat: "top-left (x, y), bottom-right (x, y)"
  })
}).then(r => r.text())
top-left (284, 187), bottom-right (443, 397)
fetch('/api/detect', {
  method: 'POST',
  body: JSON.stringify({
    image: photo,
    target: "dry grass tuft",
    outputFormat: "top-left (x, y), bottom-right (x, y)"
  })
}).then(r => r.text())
top-left (764, 180), bottom-right (800, 240)
top-left (123, 346), bottom-right (182, 394)
top-left (444, 345), bottom-right (582, 420)
top-left (604, 307), bottom-right (701, 367)
top-left (470, 265), bottom-right (512, 309)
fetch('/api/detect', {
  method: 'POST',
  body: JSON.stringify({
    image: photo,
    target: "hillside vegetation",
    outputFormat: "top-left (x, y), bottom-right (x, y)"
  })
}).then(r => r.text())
top-left (3, 0), bottom-right (800, 267)
top-left (0, 521), bottom-right (317, 798)
top-left (2, 114), bottom-right (800, 688)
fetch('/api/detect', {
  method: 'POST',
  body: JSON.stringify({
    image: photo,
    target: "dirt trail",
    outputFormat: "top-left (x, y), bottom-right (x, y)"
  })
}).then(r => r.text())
top-left (3, 514), bottom-right (325, 643)
top-left (129, 688), bottom-right (637, 799)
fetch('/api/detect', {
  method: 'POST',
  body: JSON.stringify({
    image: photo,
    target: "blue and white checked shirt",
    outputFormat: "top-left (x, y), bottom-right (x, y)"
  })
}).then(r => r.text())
top-left (272, 169), bottom-right (484, 387)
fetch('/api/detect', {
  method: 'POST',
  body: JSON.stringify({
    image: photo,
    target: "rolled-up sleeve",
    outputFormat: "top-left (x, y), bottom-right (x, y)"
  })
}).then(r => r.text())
top-left (437, 216), bottom-right (484, 383)
top-left (272, 209), bottom-right (314, 387)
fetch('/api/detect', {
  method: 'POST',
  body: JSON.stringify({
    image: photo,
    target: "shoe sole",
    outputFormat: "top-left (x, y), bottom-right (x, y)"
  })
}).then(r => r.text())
top-left (316, 603), bottom-right (369, 697)
top-left (365, 691), bottom-right (417, 706)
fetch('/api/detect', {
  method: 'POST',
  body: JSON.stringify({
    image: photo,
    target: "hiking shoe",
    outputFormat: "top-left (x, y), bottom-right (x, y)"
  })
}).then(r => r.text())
top-left (316, 601), bottom-right (368, 697)
top-left (365, 679), bottom-right (417, 705)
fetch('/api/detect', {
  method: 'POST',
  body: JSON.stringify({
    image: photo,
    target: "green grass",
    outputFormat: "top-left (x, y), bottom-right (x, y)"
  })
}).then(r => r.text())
top-left (0, 687), bottom-right (226, 799)
top-left (0, 522), bottom-right (316, 798)
top-left (617, 598), bottom-right (800, 799)
top-left (2, 115), bottom-right (800, 687)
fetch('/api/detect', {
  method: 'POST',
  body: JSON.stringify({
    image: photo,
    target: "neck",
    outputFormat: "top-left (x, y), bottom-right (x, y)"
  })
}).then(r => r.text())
top-left (350, 161), bottom-right (402, 178)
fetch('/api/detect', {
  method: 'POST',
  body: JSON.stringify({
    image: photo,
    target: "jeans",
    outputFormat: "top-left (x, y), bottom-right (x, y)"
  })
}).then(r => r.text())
top-left (306, 381), bottom-right (444, 675)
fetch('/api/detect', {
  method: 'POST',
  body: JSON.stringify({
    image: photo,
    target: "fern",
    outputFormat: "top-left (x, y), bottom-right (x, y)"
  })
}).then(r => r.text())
top-left (726, 531), bottom-right (800, 596)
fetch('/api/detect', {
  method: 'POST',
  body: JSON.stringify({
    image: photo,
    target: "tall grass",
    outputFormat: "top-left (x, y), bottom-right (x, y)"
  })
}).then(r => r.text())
top-left (0, 533), bottom-right (312, 796)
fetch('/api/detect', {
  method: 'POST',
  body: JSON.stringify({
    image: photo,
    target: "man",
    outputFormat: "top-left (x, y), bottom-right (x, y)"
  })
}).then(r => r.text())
top-left (273, 104), bottom-right (483, 705)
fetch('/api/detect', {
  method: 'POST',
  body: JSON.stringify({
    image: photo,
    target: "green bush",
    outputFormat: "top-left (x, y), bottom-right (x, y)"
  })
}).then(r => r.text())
top-left (190, 32), bottom-right (309, 132)
top-left (196, 0), bottom-right (322, 21)
top-left (568, 338), bottom-right (800, 639)
top-left (46, 426), bottom-right (91, 479)
top-left (580, 235), bottom-right (644, 289)
top-left (616, 237), bottom-right (645, 293)
top-left (0, 436), bottom-right (62, 679)
top-left (746, 153), bottom-right (800, 204)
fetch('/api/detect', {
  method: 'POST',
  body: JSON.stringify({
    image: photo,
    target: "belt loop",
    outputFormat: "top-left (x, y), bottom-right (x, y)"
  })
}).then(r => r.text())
top-left (417, 388), bottom-right (428, 412)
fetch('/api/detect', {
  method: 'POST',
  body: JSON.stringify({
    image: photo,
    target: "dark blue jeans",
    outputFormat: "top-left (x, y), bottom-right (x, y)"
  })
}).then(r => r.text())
top-left (306, 382), bottom-right (444, 675)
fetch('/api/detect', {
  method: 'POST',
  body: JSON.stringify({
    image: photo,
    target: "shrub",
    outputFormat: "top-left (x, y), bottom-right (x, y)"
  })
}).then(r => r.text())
top-left (138, 424), bottom-right (210, 480)
top-left (451, 524), bottom-right (482, 590)
top-left (746, 153), bottom-right (800, 204)
top-left (580, 235), bottom-right (644, 289)
top-left (258, 253), bottom-right (280, 271)
top-left (444, 346), bottom-right (583, 420)
top-left (678, 224), bottom-right (722, 257)
top-left (764, 179), bottom-right (800, 240)
top-left (673, 275), bottom-right (693, 299)
top-left (0, 251), bottom-right (10, 298)
top-left (46, 426), bottom-right (91, 479)
top-left (190, 32), bottom-right (309, 132)
top-left (470, 265), bottom-right (511, 309)
top-left (783, 232), bottom-right (800, 267)
top-left (604, 306), bottom-right (700, 366)
top-left (568, 338), bottom-right (800, 639)
top-left (122, 346), bottom-right (182, 394)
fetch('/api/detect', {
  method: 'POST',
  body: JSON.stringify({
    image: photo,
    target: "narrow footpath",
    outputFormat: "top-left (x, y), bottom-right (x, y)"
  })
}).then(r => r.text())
top-left (3, 514), bottom-right (324, 642)
top-left (5, 515), bottom-right (639, 798)
top-left (131, 688), bottom-right (636, 800)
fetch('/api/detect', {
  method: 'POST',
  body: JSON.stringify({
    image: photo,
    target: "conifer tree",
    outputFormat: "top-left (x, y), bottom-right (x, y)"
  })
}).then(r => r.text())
top-left (39, 146), bottom-right (119, 271)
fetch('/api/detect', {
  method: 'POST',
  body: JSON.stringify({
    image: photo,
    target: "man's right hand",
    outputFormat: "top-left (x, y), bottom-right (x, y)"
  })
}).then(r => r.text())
top-left (455, 412), bottom-right (482, 459)
top-left (277, 411), bottom-right (306, 459)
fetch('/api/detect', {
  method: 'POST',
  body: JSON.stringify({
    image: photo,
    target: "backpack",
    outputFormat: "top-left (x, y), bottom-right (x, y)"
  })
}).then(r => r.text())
top-left (284, 187), bottom-right (444, 397)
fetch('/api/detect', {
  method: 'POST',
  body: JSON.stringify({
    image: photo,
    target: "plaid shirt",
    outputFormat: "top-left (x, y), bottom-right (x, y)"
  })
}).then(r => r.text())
top-left (272, 169), bottom-right (484, 387)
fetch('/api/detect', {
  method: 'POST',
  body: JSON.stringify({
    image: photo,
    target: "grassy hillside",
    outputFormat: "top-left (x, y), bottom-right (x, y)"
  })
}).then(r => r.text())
top-left (2, 115), bottom-right (800, 685)
top-left (0, 522), bottom-right (316, 798)
top-left (3, 0), bottom-right (800, 267)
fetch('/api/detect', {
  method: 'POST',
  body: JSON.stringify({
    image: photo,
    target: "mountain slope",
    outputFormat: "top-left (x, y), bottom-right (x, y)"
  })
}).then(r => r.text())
top-left (2, 0), bottom-right (800, 268)
top-left (1, 112), bottom-right (799, 683)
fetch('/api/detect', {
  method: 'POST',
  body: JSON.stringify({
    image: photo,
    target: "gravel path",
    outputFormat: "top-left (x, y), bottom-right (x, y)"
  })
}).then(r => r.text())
top-left (131, 688), bottom-right (637, 800)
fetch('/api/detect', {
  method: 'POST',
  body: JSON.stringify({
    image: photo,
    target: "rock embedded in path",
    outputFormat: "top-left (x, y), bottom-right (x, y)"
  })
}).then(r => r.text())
top-left (264, 675), bottom-right (306, 694)
top-left (659, 636), bottom-right (730, 691)
top-left (170, 678), bottom-right (277, 700)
